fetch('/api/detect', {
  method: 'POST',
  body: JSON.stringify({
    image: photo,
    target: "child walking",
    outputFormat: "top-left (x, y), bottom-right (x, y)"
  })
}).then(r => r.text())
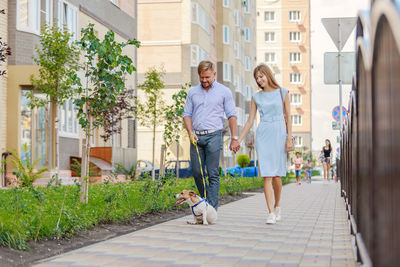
top-left (294, 152), bottom-right (303, 185)
top-left (305, 158), bottom-right (312, 183)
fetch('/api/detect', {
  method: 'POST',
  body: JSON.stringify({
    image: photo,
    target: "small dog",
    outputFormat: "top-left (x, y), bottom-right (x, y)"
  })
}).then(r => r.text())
top-left (175, 190), bottom-right (217, 225)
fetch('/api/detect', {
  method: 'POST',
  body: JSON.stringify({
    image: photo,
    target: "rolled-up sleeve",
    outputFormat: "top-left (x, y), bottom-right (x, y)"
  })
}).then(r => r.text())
top-left (224, 89), bottom-right (237, 119)
top-left (183, 92), bottom-right (193, 118)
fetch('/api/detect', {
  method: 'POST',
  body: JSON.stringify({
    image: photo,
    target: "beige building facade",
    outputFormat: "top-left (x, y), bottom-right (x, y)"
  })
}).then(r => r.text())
top-left (257, 0), bottom-right (312, 154)
top-left (216, 0), bottom-right (258, 167)
top-left (5, 0), bottom-right (138, 173)
top-left (137, 0), bottom-right (218, 167)
top-left (137, 0), bottom-right (257, 168)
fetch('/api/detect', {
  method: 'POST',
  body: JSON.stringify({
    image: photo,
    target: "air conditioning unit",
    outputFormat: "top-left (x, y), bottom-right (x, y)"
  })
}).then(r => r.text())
top-left (296, 41), bottom-right (301, 46)
top-left (294, 104), bottom-right (301, 108)
top-left (289, 62), bottom-right (295, 66)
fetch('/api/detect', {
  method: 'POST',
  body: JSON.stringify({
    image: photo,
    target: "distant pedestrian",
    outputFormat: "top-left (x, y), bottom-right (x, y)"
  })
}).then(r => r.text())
top-left (322, 139), bottom-right (332, 183)
top-left (294, 152), bottom-right (303, 185)
top-left (305, 158), bottom-right (312, 183)
top-left (183, 60), bottom-right (239, 210)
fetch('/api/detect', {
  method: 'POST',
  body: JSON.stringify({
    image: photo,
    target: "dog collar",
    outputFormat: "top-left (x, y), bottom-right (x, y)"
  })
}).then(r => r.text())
top-left (191, 199), bottom-right (207, 217)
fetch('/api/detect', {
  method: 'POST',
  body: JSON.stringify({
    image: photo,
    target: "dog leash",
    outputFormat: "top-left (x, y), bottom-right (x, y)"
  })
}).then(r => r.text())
top-left (191, 136), bottom-right (207, 199)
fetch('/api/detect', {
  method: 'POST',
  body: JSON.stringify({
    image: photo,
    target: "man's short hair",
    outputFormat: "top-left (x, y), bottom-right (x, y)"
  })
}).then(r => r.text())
top-left (198, 60), bottom-right (215, 75)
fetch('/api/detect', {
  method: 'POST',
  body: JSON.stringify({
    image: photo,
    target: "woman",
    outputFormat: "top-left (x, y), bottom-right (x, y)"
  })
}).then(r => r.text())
top-left (233, 64), bottom-right (293, 224)
top-left (322, 139), bottom-right (332, 183)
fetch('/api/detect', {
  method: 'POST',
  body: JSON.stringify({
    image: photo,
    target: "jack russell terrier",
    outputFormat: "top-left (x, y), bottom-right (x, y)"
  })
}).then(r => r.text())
top-left (175, 190), bottom-right (217, 225)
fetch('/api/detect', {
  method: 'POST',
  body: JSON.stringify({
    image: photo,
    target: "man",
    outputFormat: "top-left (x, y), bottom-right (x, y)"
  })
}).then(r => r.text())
top-left (183, 61), bottom-right (239, 209)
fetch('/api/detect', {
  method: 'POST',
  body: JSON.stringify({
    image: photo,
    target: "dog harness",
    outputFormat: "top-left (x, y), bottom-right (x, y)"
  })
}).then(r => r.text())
top-left (191, 199), bottom-right (208, 217)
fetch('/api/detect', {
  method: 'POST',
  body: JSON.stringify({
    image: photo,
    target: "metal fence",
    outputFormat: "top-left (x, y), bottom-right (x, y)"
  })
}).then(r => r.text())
top-left (340, 1), bottom-right (400, 266)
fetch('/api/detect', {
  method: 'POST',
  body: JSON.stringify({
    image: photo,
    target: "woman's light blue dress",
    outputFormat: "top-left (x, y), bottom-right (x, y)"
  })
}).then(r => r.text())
top-left (253, 88), bottom-right (288, 177)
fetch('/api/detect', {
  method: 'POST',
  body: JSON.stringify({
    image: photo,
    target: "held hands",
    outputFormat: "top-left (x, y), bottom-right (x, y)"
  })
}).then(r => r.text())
top-left (230, 139), bottom-right (240, 153)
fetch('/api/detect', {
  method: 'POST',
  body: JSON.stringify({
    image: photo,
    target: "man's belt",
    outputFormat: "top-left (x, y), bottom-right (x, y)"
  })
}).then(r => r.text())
top-left (194, 129), bottom-right (218, 135)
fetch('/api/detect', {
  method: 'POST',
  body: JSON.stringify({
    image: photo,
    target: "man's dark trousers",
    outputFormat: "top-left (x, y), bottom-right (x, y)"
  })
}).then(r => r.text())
top-left (190, 130), bottom-right (222, 209)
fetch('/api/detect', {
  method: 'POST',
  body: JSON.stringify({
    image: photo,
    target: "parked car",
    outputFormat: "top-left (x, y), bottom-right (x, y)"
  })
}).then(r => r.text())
top-left (143, 160), bottom-right (193, 178)
top-left (136, 160), bottom-right (159, 177)
top-left (225, 159), bottom-right (258, 177)
top-left (162, 160), bottom-right (193, 178)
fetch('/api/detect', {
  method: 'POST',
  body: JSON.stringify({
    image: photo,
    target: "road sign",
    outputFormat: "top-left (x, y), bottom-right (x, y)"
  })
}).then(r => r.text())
top-left (332, 106), bottom-right (347, 121)
top-left (321, 17), bottom-right (357, 51)
top-left (324, 52), bottom-right (355, 84)
top-left (332, 121), bottom-right (340, 130)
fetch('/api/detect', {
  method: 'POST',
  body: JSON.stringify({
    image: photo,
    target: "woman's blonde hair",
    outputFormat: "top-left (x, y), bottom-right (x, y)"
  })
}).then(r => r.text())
top-left (253, 64), bottom-right (280, 90)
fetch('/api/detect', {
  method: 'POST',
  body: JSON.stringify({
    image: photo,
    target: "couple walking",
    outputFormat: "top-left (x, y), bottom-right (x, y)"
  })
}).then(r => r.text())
top-left (183, 61), bottom-right (293, 224)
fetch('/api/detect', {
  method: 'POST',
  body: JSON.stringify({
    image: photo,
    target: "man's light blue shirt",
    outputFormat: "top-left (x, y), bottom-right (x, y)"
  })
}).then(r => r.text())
top-left (183, 80), bottom-right (237, 131)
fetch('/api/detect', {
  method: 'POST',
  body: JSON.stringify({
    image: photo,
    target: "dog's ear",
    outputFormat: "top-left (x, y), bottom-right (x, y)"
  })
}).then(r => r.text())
top-left (189, 190), bottom-right (197, 197)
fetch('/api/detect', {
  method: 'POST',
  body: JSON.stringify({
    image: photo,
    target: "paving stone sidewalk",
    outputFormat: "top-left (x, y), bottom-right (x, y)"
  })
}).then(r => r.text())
top-left (35, 179), bottom-right (356, 267)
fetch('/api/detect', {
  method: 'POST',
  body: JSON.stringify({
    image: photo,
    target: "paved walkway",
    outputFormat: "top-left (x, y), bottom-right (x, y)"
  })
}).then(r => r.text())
top-left (35, 178), bottom-right (355, 267)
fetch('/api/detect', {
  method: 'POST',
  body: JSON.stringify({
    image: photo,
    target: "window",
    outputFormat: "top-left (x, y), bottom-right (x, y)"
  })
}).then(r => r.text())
top-left (265, 52), bottom-right (276, 63)
top-left (289, 11), bottom-right (301, 22)
top-left (245, 56), bottom-right (251, 71)
top-left (290, 94), bottom-right (302, 105)
top-left (211, 25), bottom-right (215, 45)
top-left (58, 1), bottom-right (78, 40)
top-left (190, 45), bottom-right (209, 67)
top-left (223, 25), bottom-right (230, 44)
top-left (291, 115), bottom-right (302, 126)
top-left (223, 62), bottom-right (232, 82)
top-left (191, 3), bottom-right (210, 33)
top-left (289, 31), bottom-right (301, 42)
top-left (234, 41), bottom-right (238, 58)
top-left (294, 136), bottom-right (303, 147)
top-left (244, 27), bottom-right (250, 42)
top-left (265, 32), bottom-right (275, 42)
top-left (290, 52), bottom-right (301, 63)
top-left (264, 11), bottom-right (275, 21)
top-left (234, 10), bottom-right (240, 26)
top-left (244, 0), bottom-right (250, 13)
top-left (290, 73), bottom-right (301, 84)
top-left (17, 0), bottom-right (40, 34)
top-left (59, 99), bottom-right (78, 137)
top-left (223, 0), bottom-right (229, 8)
top-left (41, 0), bottom-right (53, 25)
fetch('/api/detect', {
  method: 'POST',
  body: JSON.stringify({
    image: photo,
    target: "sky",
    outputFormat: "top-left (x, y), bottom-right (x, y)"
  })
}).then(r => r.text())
top-left (310, 0), bottom-right (370, 159)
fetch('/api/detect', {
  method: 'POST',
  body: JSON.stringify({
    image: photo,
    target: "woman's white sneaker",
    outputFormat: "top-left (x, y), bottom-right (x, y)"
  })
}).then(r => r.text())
top-left (266, 213), bottom-right (277, 224)
top-left (275, 207), bottom-right (281, 221)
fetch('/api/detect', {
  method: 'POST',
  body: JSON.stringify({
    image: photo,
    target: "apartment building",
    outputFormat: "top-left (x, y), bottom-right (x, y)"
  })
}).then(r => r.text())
top-left (257, 0), bottom-right (311, 154)
top-left (217, 0), bottom-right (258, 168)
top-left (137, 0), bottom-right (257, 168)
top-left (0, 0), bottom-right (8, 156)
top-left (137, 0), bottom-right (217, 166)
top-left (5, 0), bottom-right (138, 172)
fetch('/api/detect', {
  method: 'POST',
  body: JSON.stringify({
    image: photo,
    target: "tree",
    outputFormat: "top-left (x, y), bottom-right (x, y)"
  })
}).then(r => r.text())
top-left (99, 89), bottom-right (136, 142)
top-left (27, 24), bottom-right (81, 183)
top-left (136, 67), bottom-right (165, 181)
top-left (75, 24), bottom-right (139, 202)
top-left (163, 84), bottom-right (188, 178)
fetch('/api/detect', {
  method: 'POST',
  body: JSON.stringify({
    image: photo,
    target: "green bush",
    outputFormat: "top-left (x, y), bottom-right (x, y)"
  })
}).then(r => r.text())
top-left (9, 144), bottom-right (48, 188)
top-left (237, 154), bottom-right (250, 168)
